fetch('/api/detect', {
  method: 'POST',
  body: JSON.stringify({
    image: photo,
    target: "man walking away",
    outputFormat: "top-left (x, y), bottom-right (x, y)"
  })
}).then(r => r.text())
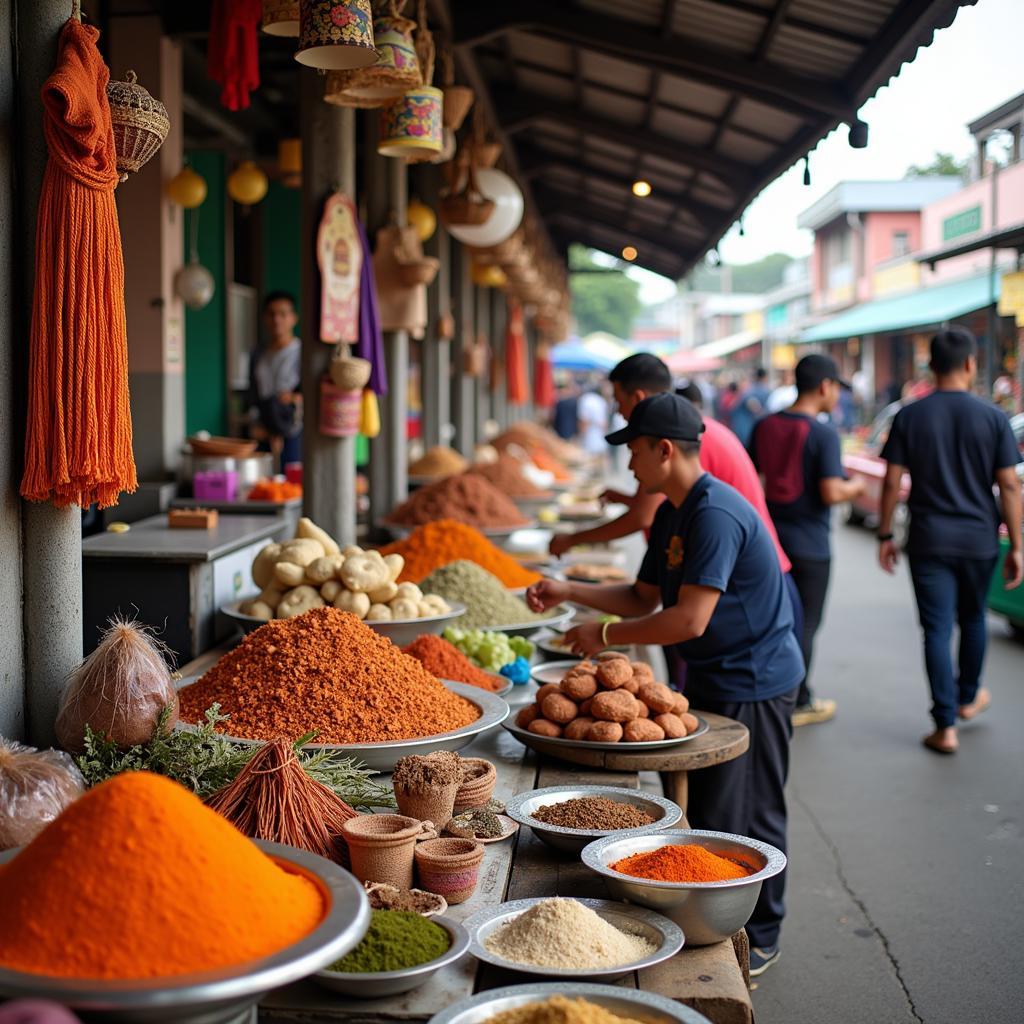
top-left (751, 355), bottom-right (865, 727)
top-left (878, 328), bottom-right (1022, 754)
top-left (730, 368), bottom-right (770, 448)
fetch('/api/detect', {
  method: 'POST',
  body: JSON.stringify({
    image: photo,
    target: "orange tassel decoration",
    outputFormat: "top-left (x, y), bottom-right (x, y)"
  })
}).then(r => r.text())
top-left (20, 19), bottom-right (137, 509)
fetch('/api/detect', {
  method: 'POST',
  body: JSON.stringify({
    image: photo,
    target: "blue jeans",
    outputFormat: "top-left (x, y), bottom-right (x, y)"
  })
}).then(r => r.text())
top-left (908, 554), bottom-right (998, 728)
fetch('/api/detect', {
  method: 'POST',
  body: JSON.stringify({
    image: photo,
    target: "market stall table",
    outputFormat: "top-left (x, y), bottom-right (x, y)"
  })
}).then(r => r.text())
top-left (170, 495), bottom-right (303, 533)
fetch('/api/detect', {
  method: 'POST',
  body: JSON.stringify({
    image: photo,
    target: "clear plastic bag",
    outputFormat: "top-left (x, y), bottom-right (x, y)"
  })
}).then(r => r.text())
top-left (55, 618), bottom-right (178, 753)
top-left (0, 739), bottom-right (84, 850)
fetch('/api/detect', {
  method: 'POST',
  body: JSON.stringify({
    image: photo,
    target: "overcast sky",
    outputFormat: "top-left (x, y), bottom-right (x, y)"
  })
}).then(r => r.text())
top-left (627, 0), bottom-right (1024, 303)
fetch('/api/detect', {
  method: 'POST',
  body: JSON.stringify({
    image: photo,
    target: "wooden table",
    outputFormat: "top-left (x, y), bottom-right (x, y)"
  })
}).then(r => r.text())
top-left (259, 717), bottom-right (754, 1024)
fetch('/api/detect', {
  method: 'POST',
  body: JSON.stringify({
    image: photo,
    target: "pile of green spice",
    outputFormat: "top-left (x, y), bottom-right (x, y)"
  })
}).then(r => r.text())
top-left (531, 797), bottom-right (657, 831)
top-left (421, 561), bottom-right (546, 630)
top-left (327, 910), bottom-right (449, 973)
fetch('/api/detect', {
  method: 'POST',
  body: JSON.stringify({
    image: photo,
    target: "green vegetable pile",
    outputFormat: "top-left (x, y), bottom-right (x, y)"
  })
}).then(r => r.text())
top-left (327, 910), bottom-right (449, 973)
top-left (74, 705), bottom-right (395, 808)
top-left (423, 560), bottom-right (550, 630)
top-left (443, 627), bottom-right (534, 671)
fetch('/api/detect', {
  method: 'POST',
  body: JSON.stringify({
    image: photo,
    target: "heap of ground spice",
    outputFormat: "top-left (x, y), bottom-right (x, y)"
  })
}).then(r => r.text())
top-left (466, 455), bottom-right (553, 499)
top-left (610, 843), bottom-right (753, 883)
top-left (392, 751), bottom-right (464, 794)
top-left (409, 446), bottom-right (468, 479)
top-left (365, 883), bottom-right (446, 915)
top-left (531, 797), bottom-right (656, 831)
top-left (0, 772), bottom-right (323, 979)
top-left (327, 909), bottom-right (449, 973)
top-left (421, 561), bottom-right (546, 630)
top-left (388, 474), bottom-right (528, 529)
top-left (403, 634), bottom-right (503, 691)
top-left (177, 608), bottom-right (478, 745)
top-left (380, 520), bottom-right (540, 587)
top-left (484, 996), bottom-right (645, 1024)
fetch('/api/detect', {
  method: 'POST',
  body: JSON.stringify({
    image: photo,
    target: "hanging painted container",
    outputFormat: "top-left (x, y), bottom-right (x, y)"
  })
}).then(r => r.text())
top-left (378, 85), bottom-right (443, 159)
top-left (262, 0), bottom-right (300, 36)
top-left (296, 0), bottom-right (378, 71)
top-left (345, 2), bottom-right (420, 103)
top-left (317, 193), bottom-right (363, 343)
top-left (319, 378), bottom-right (362, 437)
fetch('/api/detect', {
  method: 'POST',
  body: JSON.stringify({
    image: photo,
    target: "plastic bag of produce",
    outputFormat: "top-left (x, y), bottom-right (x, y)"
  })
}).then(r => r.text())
top-left (55, 618), bottom-right (178, 753)
top-left (0, 739), bottom-right (85, 850)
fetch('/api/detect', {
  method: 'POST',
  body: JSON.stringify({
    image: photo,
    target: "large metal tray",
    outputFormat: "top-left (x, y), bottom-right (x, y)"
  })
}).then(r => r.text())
top-left (0, 841), bottom-right (369, 1024)
top-left (502, 714), bottom-right (709, 754)
top-left (175, 679), bottom-right (510, 772)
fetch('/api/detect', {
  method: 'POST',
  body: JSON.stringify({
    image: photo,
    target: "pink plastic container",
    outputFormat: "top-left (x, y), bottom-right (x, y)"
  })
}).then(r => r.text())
top-left (193, 470), bottom-right (238, 502)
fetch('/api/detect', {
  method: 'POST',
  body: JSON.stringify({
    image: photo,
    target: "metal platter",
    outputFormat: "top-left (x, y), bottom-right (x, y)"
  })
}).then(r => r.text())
top-left (464, 898), bottom-right (684, 983)
top-left (175, 680), bottom-right (510, 772)
top-left (473, 603), bottom-right (575, 639)
top-left (427, 981), bottom-right (712, 1024)
top-left (0, 841), bottom-right (370, 1024)
top-left (502, 714), bottom-right (710, 755)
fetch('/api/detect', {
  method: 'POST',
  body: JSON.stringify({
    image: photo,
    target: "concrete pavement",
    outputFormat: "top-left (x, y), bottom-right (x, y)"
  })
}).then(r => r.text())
top-left (754, 525), bottom-right (1024, 1023)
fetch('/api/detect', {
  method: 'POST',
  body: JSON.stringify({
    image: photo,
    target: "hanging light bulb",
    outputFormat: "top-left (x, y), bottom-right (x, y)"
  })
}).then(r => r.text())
top-left (175, 209), bottom-right (215, 310)
top-left (621, 246), bottom-right (638, 262)
top-left (227, 160), bottom-right (269, 205)
top-left (631, 180), bottom-right (652, 198)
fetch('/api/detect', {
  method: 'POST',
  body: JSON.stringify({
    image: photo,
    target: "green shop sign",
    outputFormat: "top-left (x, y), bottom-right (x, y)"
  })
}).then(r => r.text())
top-left (942, 205), bottom-right (982, 241)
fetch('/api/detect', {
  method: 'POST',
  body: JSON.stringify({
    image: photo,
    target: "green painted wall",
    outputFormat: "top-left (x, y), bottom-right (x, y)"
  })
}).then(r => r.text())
top-left (184, 151), bottom-right (227, 436)
top-left (261, 180), bottom-right (302, 309)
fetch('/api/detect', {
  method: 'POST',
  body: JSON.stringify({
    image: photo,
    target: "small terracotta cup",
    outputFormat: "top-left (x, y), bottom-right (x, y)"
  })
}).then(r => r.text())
top-left (394, 779), bottom-right (461, 830)
top-left (453, 758), bottom-right (497, 813)
top-left (341, 813), bottom-right (425, 889)
top-left (414, 837), bottom-right (485, 905)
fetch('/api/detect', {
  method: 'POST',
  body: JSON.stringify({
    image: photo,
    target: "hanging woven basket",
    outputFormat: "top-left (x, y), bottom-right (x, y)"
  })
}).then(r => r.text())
top-left (106, 70), bottom-right (170, 183)
top-left (440, 158), bottom-right (494, 226)
top-left (442, 84), bottom-right (474, 131)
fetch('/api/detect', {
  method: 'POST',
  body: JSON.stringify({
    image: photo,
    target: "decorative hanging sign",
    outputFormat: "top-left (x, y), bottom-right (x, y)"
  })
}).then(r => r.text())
top-left (317, 193), bottom-right (363, 343)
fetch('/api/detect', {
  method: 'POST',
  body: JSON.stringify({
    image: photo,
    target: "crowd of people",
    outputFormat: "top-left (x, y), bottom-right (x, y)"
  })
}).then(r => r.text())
top-left (533, 333), bottom-right (1022, 976)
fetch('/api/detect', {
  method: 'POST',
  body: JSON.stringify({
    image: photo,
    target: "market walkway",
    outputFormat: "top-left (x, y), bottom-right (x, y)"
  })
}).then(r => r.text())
top-left (754, 525), bottom-right (1024, 1024)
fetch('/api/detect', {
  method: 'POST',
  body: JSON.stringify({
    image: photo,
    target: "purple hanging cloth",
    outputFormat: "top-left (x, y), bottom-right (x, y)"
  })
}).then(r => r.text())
top-left (354, 216), bottom-right (388, 396)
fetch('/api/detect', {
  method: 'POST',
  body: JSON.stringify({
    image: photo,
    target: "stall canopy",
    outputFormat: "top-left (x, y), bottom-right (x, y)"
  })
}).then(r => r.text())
top-left (442, 0), bottom-right (977, 280)
top-left (799, 271), bottom-right (1000, 344)
top-left (550, 339), bottom-right (616, 372)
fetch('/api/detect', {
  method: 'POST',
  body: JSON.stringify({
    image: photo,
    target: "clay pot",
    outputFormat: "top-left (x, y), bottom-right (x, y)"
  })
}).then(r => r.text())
top-left (453, 758), bottom-right (497, 813)
top-left (394, 779), bottom-right (461, 830)
top-left (414, 838), bottom-right (485, 905)
top-left (341, 813), bottom-right (426, 888)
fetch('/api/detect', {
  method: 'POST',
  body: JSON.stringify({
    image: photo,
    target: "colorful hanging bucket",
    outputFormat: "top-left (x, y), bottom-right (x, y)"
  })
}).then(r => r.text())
top-left (295, 0), bottom-right (378, 71)
top-left (346, 5), bottom-right (420, 103)
top-left (319, 378), bottom-right (362, 437)
top-left (378, 85), bottom-right (443, 159)
top-left (262, 0), bottom-right (300, 36)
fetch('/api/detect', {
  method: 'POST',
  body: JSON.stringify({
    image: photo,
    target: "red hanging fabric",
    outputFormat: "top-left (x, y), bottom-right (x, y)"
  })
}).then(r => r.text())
top-left (208, 0), bottom-right (261, 111)
top-left (534, 350), bottom-right (555, 410)
top-left (505, 300), bottom-right (529, 406)
top-left (20, 19), bottom-right (136, 509)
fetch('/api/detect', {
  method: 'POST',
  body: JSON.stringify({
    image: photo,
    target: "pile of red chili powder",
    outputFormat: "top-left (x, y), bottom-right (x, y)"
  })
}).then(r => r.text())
top-left (178, 608), bottom-right (479, 744)
top-left (403, 634), bottom-right (504, 692)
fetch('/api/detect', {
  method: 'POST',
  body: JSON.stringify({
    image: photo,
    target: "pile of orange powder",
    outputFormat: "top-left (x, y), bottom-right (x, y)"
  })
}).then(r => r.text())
top-left (379, 519), bottom-right (541, 588)
top-left (402, 634), bottom-right (504, 692)
top-left (178, 608), bottom-right (479, 744)
top-left (611, 843), bottom-right (754, 883)
top-left (0, 772), bottom-right (323, 979)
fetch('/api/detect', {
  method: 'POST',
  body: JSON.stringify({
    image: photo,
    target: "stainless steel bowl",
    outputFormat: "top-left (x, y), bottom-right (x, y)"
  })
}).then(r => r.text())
top-left (175, 680), bottom-right (509, 772)
top-left (0, 841), bottom-right (369, 1024)
top-left (311, 916), bottom-right (469, 999)
top-left (581, 830), bottom-right (787, 946)
top-left (428, 982), bottom-right (712, 1024)
top-left (477, 603), bottom-right (575, 639)
top-left (464, 898), bottom-right (683, 983)
top-left (505, 785), bottom-right (683, 856)
top-left (529, 658), bottom-right (581, 686)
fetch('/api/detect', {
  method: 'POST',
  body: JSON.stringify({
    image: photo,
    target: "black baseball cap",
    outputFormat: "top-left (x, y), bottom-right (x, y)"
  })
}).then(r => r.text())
top-left (795, 353), bottom-right (851, 392)
top-left (605, 392), bottom-right (706, 446)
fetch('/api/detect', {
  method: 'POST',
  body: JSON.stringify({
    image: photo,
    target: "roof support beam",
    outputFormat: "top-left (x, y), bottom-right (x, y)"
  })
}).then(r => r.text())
top-left (493, 89), bottom-right (751, 190)
top-left (451, 0), bottom-right (853, 121)
top-left (551, 219), bottom-right (686, 280)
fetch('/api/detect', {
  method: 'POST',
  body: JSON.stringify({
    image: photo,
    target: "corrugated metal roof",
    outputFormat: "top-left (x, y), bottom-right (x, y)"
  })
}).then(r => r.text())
top-left (447, 0), bottom-right (977, 279)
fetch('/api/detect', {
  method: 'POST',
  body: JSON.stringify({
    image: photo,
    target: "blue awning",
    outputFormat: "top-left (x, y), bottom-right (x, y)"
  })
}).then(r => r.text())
top-left (550, 341), bottom-right (615, 372)
top-left (800, 272), bottom-right (1001, 344)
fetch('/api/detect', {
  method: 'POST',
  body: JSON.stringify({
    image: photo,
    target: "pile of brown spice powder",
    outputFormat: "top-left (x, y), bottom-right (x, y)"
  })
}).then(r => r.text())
top-left (388, 474), bottom-right (528, 529)
top-left (465, 456), bottom-right (553, 499)
top-left (530, 797), bottom-right (656, 831)
top-left (177, 608), bottom-right (478, 745)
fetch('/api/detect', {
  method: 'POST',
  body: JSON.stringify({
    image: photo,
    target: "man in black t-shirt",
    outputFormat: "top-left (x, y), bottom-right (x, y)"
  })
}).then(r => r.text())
top-left (879, 328), bottom-right (1022, 755)
top-left (750, 355), bottom-right (865, 727)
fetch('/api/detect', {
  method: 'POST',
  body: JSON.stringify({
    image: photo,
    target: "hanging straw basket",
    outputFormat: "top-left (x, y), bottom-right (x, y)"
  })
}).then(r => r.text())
top-left (106, 70), bottom-right (170, 183)
top-left (473, 141), bottom-right (502, 169)
top-left (440, 159), bottom-right (494, 227)
top-left (442, 84), bottom-right (474, 131)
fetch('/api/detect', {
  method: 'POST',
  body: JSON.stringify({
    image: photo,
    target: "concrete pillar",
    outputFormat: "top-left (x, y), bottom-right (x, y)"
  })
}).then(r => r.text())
top-left (475, 285), bottom-right (491, 439)
top-left (15, 0), bottom-right (83, 745)
top-left (108, 17), bottom-right (185, 479)
top-left (383, 161), bottom-right (409, 510)
top-left (299, 74), bottom-right (357, 545)
top-left (451, 245), bottom-right (476, 457)
top-left (861, 334), bottom-right (876, 420)
top-left (418, 168), bottom-right (450, 450)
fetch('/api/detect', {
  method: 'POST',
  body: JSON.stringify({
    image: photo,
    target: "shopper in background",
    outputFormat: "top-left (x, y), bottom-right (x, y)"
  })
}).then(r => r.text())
top-left (577, 383), bottom-right (610, 459)
top-left (249, 291), bottom-right (302, 473)
top-left (750, 355), bottom-right (864, 727)
top-left (730, 368), bottom-right (770, 447)
top-left (879, 328), bottom-right (1022, 755)
top-left (552, 377), bottom-right (580, 440)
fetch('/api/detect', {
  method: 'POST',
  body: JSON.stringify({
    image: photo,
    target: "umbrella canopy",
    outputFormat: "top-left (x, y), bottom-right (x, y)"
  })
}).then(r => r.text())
top-left (550, 340), bottom-right (615, 372)
top-left (664, 349), bottom-right (724, 374)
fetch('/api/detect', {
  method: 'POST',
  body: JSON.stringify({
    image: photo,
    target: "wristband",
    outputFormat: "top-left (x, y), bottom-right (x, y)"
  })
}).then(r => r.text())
top-left (601, 621), bottom-right (612, 648)
top-left (877, 533), bottom-right (894, 543)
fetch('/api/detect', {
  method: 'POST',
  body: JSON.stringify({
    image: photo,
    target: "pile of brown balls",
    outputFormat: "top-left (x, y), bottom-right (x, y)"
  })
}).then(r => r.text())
top-left (515, 653), bottom-right (700, 743)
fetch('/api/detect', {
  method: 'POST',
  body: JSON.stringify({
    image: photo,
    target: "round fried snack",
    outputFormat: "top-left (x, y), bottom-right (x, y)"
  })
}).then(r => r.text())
top-left (596, 659), bottom-right (633, 689)
top-left (560, 672), bottom-right (598, 701)
top-left (680, 712), bottom-right (700, 734)
top-left (516, 705), bottom-right (539, 729)
top-left (528, 719), bottom-right (563, 738)
top-left (591, 690), bottom-right (641, 723)
top-left (536, 683), bottom-right (562, 705)
top-left (586, 721), bottom-right (624, 743)
top-left (542, 692), bottom-right (579, 724)
top-left (578, 697), bottom-right (594, 717)
top-left (623, 719), bottom-right (666, 742)
top-left (635, 701), bottom-right (649, 719)
top-left (596, 651), bottom-right (629, 663)
top-left (630, 661), bottom-right (655, 683)
top-left (671, 691), bottom-right (689, 715)
top-left (638, 682), bottom-right (676, 714)
top-left (654, 712), bottom-right (687, 738)
top-left (621, 676), bottom-right (640, 695)
top-left (563, 716), bottom-right (596, 740)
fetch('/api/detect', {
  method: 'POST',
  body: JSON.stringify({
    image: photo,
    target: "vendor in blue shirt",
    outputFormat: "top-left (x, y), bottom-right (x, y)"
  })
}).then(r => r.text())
top-left (527, 393), bottom-right (803, 977)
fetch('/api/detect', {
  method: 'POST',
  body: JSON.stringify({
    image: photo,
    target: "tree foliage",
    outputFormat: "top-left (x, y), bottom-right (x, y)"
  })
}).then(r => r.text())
top-left (686, 252), bottom-right (793, 294)
top-left (905, 152), bottom-right (968, 178)
top-left (569, 246), bottom-right (642, 339)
